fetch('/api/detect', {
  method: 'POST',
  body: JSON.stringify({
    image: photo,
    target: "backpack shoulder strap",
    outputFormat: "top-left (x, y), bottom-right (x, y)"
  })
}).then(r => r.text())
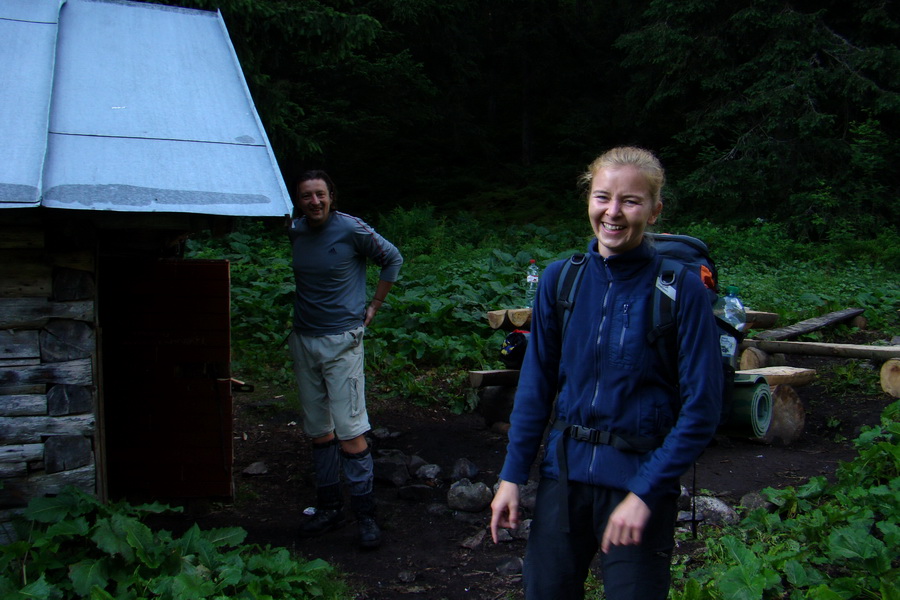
top-left (555, 253), bottom-right (587, 343)
top-left (647, 257), bottom-right (688, 384)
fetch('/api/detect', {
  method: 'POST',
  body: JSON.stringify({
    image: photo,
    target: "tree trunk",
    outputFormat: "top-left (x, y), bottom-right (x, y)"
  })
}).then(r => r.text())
top-left (740, 339), bottom-right (900, 361)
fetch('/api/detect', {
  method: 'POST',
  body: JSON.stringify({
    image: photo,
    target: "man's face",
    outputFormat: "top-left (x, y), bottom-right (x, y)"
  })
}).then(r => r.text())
top-left (297, 179), bottom-right (332, 227)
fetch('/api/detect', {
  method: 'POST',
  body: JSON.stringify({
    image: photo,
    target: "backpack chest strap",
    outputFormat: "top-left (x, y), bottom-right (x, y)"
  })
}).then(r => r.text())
top-left (553, 420), bottom-right (663, 454)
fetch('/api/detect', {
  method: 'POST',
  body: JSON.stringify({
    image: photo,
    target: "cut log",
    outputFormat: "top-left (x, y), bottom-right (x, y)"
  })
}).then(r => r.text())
top-left (736, 366), bottom-right (816, 387)
top-left (0, 330), bottom-right (40, 360)
top-left (0, 357), bottom-right (93, 386)
top-left (762, 384), bottom-right (805, 446)
top-left (739, 347), bottom-right (770, 370)
top-left (44, 435), bottom-right (93, 474)
top-left (53, 268), bottom-right (95, 301)
top-left (469, 369), bottom-right (520, 388)
top-left (0, 250), bottom-right (52, 298)
top-left (0, 464), bottom-right (95, 508)
top-left (0, 226), bottom-right (44, 249)
top-left (850, 315), bottom-right (867, 330)
top-left (0, 444), bottom-right (44, 464)
top-left (0, 394), bottom-right (47, 417)
top-left (753, 308), bottom-right (865, 341)
top-left (0, 298), bottom-right (94, 329)
top-left (39, 320), bottom-right (95, 362)
top-left (881, 358), bottom-right (900, 398)
top-left (745, 311), bottom-right (779, 330)
top-left (740, 339), bottom-right (900, 361)
top-left (486, 309), bottom-right (532, 331)
top-left (47, 384), bottom-right (94, 416)
top-left (0, 414), bottom-right (95, 444)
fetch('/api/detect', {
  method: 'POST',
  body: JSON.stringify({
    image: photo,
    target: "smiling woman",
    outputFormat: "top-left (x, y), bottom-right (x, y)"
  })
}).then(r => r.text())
top-left (490, 146), bottom-right (723, 600)
top-left (584, 147), bottom-right (664, 258)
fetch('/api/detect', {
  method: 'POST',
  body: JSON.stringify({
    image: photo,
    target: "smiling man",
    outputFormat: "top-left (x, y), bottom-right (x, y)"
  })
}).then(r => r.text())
top-left (287, 170), bottom-right (403, 550)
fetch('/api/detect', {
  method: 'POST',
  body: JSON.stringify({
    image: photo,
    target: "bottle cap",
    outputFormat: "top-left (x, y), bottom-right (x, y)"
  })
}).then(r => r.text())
top-left (530, 259), bottom-right (535, 264)
top-left (727, 285), bottom-right (740, 295)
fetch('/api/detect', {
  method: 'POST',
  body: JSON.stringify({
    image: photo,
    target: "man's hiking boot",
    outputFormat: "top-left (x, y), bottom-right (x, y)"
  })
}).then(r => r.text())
top-left (351, 492), bottom-right (382, 549)
top-left (356, 514), bottom-right (382, 549)
top-left (298, 508), bottom-right (345, 537)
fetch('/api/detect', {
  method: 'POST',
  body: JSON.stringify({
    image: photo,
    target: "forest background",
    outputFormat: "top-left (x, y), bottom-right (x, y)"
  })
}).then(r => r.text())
top-left (156, 0), bottom-right (900, 241)
top-left (169, 0), bottom-right (900, 400)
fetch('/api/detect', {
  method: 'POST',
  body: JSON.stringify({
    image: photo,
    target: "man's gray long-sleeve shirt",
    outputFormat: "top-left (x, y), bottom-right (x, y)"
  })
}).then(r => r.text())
top-left (289, 211), bottom-right (403, 335)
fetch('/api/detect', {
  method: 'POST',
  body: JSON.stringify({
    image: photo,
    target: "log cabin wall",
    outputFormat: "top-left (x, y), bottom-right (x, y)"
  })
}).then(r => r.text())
top-left (0, 211), bottom-right (98, 543)
top-left (0, 210), bottom-right (234, 542)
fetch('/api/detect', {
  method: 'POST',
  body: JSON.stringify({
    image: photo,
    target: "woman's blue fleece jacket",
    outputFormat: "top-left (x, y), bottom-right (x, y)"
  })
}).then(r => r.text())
top-left (498, 238), bottom-right (723, 510)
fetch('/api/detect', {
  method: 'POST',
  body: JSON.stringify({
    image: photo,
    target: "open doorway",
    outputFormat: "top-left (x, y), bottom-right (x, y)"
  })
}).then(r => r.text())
top-left (98, 256), bottom-right (233, 502)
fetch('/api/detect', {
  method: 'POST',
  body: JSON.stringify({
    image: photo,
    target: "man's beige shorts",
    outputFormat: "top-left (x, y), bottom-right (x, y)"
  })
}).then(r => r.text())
top-left (289, 326), bottom-right (370, 440)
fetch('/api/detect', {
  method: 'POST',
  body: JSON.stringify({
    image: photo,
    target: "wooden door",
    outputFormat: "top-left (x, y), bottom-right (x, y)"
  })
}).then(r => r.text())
top-left (99, 257), bottom-right (233, 501)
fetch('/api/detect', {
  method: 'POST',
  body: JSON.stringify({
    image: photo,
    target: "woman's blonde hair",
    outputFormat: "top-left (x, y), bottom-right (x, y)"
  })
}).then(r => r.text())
top-left (580, 146), bottom-right (666, 206)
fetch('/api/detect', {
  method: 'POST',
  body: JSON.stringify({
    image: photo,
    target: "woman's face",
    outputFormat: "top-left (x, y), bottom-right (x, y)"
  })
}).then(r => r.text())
top-left (588, 165), bottom-right (662, 258)
top-left (297, 179), bottom-right (332, 227)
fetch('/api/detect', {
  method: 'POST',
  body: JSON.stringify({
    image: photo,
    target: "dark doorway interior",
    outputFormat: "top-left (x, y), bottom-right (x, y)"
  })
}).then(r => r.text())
top-left (99, 256), bottom-right (233, 502)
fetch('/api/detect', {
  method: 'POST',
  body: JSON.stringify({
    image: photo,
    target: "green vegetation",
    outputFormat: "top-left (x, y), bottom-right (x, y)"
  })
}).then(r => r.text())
top-left (0, 488), bottom-right (347, 599)
top-left (187, 211), bottom-right (899, 412)
top-left (667, 400), bottom-right (900, 600)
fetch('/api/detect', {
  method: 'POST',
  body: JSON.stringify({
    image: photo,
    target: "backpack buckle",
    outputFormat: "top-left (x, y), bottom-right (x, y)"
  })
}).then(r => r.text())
top-left (568, 425), bottom-right (611, 445)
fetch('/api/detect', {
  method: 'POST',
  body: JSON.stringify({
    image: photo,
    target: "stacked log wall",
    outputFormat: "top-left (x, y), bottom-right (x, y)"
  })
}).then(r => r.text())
top-left (0, 222), bottom-right (97, 543)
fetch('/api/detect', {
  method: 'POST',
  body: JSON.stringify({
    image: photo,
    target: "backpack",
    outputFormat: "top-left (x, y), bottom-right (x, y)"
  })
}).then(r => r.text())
top-left (499, 329), bottom-right (531, 369)
top-left (555, 232), bottom-right (742, 427)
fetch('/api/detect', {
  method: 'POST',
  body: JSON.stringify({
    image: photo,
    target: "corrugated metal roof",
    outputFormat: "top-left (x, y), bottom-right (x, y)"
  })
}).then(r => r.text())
top-left (0, 0), bottom-right (292, 217)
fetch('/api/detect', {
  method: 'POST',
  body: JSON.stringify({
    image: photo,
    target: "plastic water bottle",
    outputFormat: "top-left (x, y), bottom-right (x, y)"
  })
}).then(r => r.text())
top-left (713, 286), bottom-right (746, 369)
top-left (525, 259), bottom-right (539, 308)
top-left (715, 286), bottom-right (747, 331)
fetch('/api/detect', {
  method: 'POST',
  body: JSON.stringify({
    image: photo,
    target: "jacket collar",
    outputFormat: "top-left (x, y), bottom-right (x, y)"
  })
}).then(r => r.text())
top-left (587, 237), bottom-right (657, 279)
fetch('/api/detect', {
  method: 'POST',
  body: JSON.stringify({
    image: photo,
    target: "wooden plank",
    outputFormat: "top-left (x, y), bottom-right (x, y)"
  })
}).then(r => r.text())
top-left (0, 298), bottom-right (94, 329)
top-left (736, 366), bottom-right (816, 386)
top-left (740, 339), bottom-right (900, 361)
top-left (753, 308), bottom-right (865, 341)
top-left (469, 369), bottom-right (520, 388)
top-left (0, 394), bottom-right (47, 416)
top-left (1, 464), bottom-right (95, 508)
top-left (0, 226), bottom-right (43, 249)
top-left (0, 463), bottom-right (27, 478)
top-left (0, 443), bottom-right (44, 463)
top-left (0, 358), bottom-right (40, 367)
top-left (0, 250), bottom-right (52, 298)
top-left (46, 250), bottom-right (94, 272)
top-left (0, 330), bottom-right (40, 361)
top-left (0, 414), bottom-right (95, 444)
top-left (0, 358), bottom-right (93, 387)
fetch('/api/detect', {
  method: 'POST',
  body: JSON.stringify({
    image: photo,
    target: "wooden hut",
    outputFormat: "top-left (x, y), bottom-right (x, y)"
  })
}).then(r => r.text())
top-left (0, 0), bottom-right (292, 540)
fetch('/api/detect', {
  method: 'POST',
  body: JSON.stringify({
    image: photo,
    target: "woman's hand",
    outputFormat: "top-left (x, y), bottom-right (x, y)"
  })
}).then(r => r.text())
top-left (601, 492), bottom-right (651, 553)
top-left (490, 480), bottom-right (520, 543)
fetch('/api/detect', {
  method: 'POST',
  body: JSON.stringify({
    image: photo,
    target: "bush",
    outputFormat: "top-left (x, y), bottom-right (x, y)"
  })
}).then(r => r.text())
top-left (0, 487), bottom-right (348, 599)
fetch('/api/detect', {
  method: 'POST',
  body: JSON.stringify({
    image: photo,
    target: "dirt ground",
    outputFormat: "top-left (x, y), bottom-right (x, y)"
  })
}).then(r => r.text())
top-left (170, 331), bottom-right (895, 600)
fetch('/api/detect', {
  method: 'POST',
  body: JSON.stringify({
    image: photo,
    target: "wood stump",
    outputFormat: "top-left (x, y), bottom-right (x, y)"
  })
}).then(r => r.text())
top-left (881, 358), bottom-right (900, 398)
top-left (761, 385), bottom-right (806, 446)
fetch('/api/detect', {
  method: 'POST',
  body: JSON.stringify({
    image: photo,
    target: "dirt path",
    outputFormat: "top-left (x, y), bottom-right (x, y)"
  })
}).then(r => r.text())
top-left (167, 345), bottom-right (893, 599)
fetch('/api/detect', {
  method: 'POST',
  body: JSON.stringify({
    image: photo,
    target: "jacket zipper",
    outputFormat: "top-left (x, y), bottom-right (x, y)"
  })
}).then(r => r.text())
top-left (589, 260), bottom-right (612, 483)
top-left (618, 303), bottom-right (630, 359)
